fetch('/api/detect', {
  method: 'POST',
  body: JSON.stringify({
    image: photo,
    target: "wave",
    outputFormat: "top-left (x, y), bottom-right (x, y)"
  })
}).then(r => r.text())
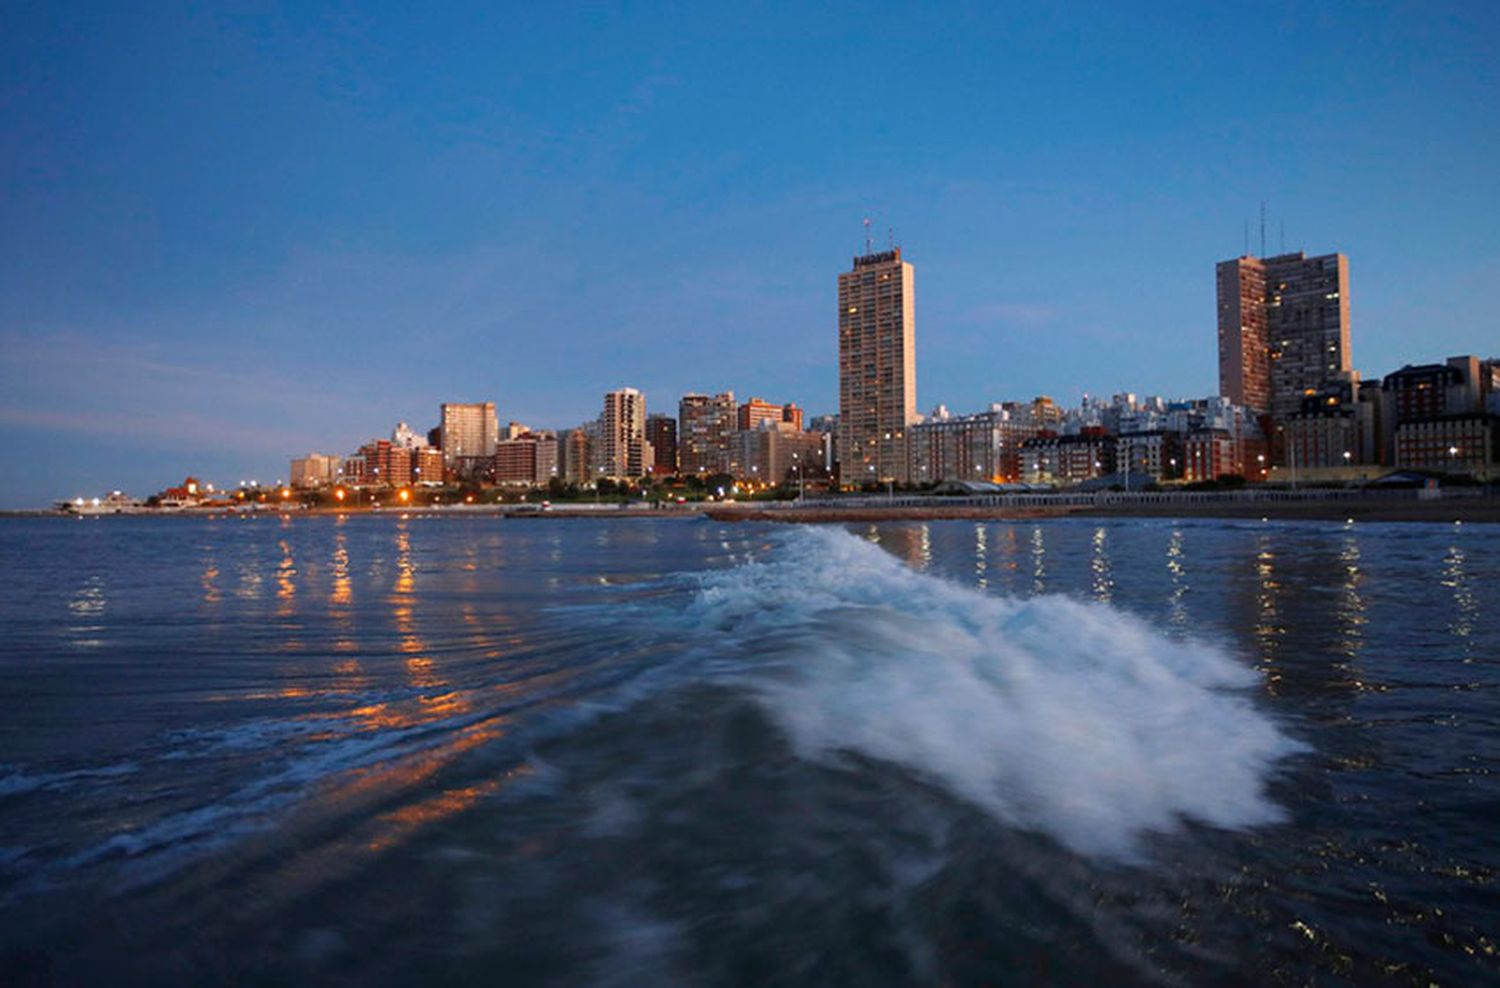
top-left (681, 526), bottom-right (1303, 859)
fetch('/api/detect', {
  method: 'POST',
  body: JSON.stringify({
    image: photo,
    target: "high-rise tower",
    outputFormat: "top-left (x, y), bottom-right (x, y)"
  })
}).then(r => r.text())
top-left (838, 248), bottom-right (916, 484)
top-left (601, 388), bottom-right (647, 479)
top-left (1217, 251), bottom-right (1350, 421)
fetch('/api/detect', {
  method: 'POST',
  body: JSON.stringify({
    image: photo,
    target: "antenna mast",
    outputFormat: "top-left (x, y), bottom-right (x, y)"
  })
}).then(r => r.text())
top-left (1259, 201), bottom-right (1266, 257)
top-left (863, 218), bottom-right (872, 255)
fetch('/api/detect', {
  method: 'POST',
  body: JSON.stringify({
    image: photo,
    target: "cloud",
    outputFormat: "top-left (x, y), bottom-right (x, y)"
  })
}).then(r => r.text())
top-left (957, 301), bottom-right (1064, 328)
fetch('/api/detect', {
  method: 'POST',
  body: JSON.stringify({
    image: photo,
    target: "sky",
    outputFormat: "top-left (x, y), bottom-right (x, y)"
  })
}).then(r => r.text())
top-left (2, 2), bottom-right (1497, 506)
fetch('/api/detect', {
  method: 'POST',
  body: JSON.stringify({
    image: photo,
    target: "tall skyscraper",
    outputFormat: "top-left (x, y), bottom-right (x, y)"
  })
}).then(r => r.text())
top-left (1216, 257), bottom-right (1270, 414)
top-left (1217, 251), bottom-right (1351, 421)
top-left (601, 388), bottom-right (648, 479)
top-left (440, 402), bottom-right (499, 465)
top-left (838, 248), bottom-right (916, 484)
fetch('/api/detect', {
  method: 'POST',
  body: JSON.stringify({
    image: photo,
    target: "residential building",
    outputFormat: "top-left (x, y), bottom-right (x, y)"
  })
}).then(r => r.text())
top-left (601, 388), bottom-right (648, 479)
top-left (1217, 251), bottom-right (1351, 423)
top-left (728, 421), bottom-right (825, 485)
top-left (494, 432), bottom-right (560, 485)
top-left (838, 248), bottom-right (916, 484)
top-left (1020, 429), bottom-right (1116, 486)
top-left (440, 402), bottom-right (499, 465)
top-left (412, 447), bottom-right (445, 486)
top-left (1393, 416), bottom-right (1496, 477)
top-left (391, 422), bottom-right (428, 450)
top-left (1115, 431), bottom-right (1184, 483)
top-left (646, 414), bottom-right (678, 474)
top-left (909, 405), bottom-right (1039, 484)
top-left (737, 398), bottom-right (804, 433)
top-left (558, 427), bottom-right (593, 485)
top-left (359, 440), bottom-right (411, 487)
top-left (1384, 355), bottom-right (1500, 476)
top-left (678, 392), bottom-right (738, 475)
top-left (290, 452), bottom-right (342, 488)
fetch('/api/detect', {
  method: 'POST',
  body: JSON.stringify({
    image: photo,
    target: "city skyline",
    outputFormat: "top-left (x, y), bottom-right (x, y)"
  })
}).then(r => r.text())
top-left (4, 4), bottom-right (1498, 506)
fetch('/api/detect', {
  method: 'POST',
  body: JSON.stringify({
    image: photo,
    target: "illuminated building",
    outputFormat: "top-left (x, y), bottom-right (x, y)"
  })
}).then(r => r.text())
top-left (290, 453), bottom-right (342, 488)
top-left (440, 402), bottom-right (499, 465)
top-left (678, 392), bottom-right (737, 475)
top-left (601, 388), bottom-right (648, 479)
top-left (839, 248), bottom-right (916, 483)
top-left (1217, 251), bottom-right (1351, 423)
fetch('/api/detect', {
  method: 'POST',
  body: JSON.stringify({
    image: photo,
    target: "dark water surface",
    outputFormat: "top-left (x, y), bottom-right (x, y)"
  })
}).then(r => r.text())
top-left (1, 514), bottom-right (1497, 985)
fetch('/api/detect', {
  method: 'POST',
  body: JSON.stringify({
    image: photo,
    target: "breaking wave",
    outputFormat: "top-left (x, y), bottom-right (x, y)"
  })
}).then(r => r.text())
top-left (683, 526), bottom-right (1302, 858)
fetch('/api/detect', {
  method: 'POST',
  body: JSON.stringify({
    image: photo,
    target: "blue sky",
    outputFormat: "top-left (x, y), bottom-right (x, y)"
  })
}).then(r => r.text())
top-left (2, 2), bottom-right (1497, 506)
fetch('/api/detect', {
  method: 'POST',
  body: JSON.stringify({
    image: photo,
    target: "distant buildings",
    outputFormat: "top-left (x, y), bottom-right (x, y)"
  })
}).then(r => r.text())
top-left (729, 421), bottom-right (825, 485)
top-left (839, 248), bottom-right (916, 484)
top-left (558, 426), bottom-right (593, 485)
top-left (412, 447), bottom-right (445, 486)
top-left (1385, 356), bottom-right (1499, 476)
top-left (290, 453), bottom-right (342, 488)
top-left (910, 405), bottom-right (1039, 484)
top-left (646, 414), bottom-right (678, 474)
top-left (258, 233), bottom-right (1495, 502)
top-left (494, 431), bottom-right (559, 485)
top-left (601, 388), bottom-right (648, 479)
top-left (440, 402), bottom-right (499, 465)
top-left (678, 392), bottom-right (737, 475)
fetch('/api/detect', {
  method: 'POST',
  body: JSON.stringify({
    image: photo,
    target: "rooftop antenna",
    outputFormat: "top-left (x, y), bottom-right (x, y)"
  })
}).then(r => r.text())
top-left (863, 218), bottom-right (872, 255)
top-left (1259, 201), bottom-right (1266, 257)
top-left (887, 226), bottom-right (895, 250)
top-left (1243, 219), bottom-right (1249, 256)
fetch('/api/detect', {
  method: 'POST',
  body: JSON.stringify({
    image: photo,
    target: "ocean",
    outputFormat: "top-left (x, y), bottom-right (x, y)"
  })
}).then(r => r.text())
top-left (1, 514), bottom-right (1497, 985)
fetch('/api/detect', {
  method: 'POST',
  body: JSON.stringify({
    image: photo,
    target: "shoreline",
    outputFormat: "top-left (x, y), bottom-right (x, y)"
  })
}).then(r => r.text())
top-left (7, 494), bottom-right (1499, 524)
top-left (704, 497), bottom-right (1500, 524)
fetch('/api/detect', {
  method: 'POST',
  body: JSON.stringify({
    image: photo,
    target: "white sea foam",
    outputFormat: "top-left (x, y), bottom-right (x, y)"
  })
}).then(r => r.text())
top-left (686, 526), bottom-right (1302, 859)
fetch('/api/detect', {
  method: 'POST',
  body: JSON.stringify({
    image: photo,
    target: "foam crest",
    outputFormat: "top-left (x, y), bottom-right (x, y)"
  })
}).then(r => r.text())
top-left (687, 526), bottom-right (1302, 859)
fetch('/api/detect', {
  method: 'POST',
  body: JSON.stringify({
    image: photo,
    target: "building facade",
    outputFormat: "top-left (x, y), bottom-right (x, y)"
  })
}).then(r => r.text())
top-left (290, 452), bottom-right (342, 488)
top-left (1217, 251), bottom-right (1351, 425)
top-left (1020, 430), bottom-right (1116, 486)
top-left (601, 388), bottom-right (648, 479)
top-left (908, 407), bottom-right (1039, 485)
top-left (678, 392), bottom-right (738, 475)
top-left (646, 414), bottom-right (678, 474)
top-left (412, 447), bottom-right (445, 486)
top-left (494, 433), bottom-right (559, 485)
top-left (440, 402), bottom-right (499, 465)
top-left (839, 248), bottom-right (916, 484)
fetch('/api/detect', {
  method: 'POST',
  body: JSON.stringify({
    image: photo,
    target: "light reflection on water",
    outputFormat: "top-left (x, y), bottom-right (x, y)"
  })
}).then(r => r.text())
top-left (2, 516), bottom-right (1499, 987)
top-left (1166, 528), bottom-right (1187, 630)
top-left (974, 523), bottom-right (988, 590)
top-left (1030, 524), bottom-right (1046, 593)
top-left (1254, 533), bottom-right (1284, 689)
top-left (1090, 526), bottom-right (1113, 603)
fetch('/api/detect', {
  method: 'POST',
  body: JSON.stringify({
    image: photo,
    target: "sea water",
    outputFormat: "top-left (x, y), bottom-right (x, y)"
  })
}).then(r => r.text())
top-left (0, 514), bottom-right (1496, 984)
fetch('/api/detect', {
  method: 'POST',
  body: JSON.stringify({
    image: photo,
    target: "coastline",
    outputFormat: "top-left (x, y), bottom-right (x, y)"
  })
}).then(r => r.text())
top-left (704, 495), bottom-right (1500, 524)
top-left (9, 493), bottom-right (1499, 524)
